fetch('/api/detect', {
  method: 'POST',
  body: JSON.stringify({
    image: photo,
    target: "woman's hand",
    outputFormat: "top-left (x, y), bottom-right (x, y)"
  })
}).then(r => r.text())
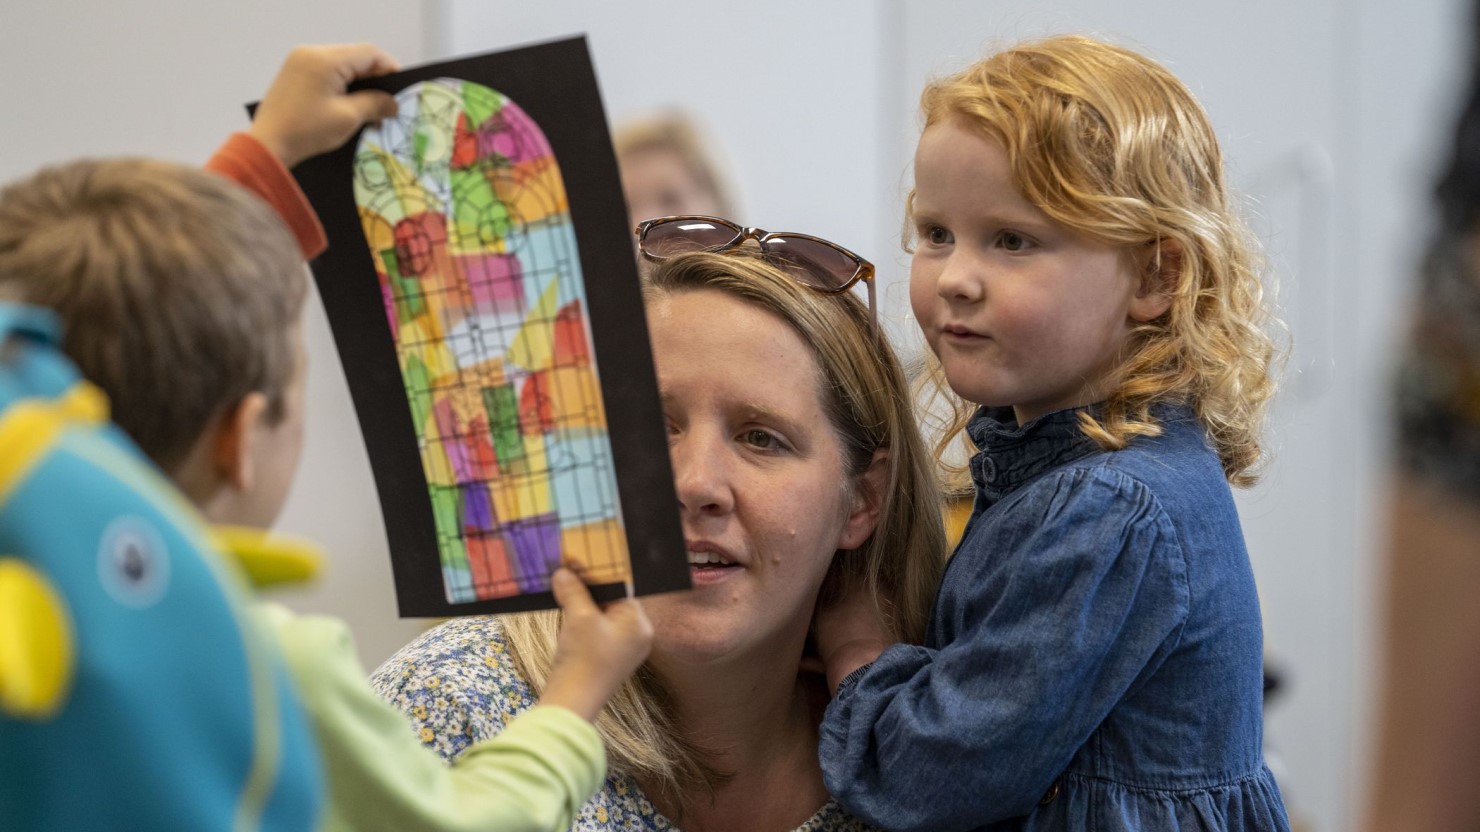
top-left (538, 568), bottom-right (654, 722)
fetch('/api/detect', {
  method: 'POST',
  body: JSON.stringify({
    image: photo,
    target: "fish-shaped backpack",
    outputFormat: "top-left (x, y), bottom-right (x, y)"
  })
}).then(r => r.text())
top-left (0, 302), bottom-right (324, 830)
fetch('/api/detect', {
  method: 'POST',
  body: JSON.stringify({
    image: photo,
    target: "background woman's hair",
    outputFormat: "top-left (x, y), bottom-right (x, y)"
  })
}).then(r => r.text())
top-left (613, 111), bottom-right (738, 219)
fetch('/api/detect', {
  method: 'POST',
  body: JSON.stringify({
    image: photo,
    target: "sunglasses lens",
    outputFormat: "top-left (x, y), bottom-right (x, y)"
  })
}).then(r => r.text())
top-left (641, 218), bottom-right (740, 258)
top-left (762, 236), bottom-right (859, 290)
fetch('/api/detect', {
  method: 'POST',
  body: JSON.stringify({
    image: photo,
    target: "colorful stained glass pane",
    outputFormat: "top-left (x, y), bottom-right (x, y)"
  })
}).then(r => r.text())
top-left (353, 78), bottom-right (630, 602)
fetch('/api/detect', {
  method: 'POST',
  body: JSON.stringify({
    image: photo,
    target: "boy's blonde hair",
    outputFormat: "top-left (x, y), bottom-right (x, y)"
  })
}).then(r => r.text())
top-left (912, 35), bottom-right (1278, 486)
top-left (0, 158), bottom-right (307, 471)
top-left (502, 250), bottom-right (946, 813)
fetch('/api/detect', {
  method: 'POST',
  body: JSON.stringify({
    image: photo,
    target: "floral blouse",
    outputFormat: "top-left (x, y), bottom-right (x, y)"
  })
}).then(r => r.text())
top-left (370, 616), bottom-right (876, 832)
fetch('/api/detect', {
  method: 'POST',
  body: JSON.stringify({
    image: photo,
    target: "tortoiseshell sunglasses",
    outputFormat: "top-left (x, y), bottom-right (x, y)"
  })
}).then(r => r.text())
top-left (634, 215), bottom-right (877, 330)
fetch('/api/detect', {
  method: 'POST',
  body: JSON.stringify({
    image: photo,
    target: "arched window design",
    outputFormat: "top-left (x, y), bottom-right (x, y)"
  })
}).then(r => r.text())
top-left (353, 79), bottom-right (626, 603)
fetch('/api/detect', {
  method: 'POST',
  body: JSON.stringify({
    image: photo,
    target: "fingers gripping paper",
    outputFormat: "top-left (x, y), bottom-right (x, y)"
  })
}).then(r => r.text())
top-left (286, 39), bottom-right (686, 616)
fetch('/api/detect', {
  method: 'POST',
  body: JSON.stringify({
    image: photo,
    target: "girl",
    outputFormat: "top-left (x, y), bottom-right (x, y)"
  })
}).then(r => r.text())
top-left (816, 35), bottom-right (1291, 831)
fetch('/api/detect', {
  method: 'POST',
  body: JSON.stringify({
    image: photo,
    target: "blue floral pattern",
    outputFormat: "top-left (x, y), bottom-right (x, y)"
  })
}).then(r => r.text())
top-left (371, 616), bottom-right (874, 831)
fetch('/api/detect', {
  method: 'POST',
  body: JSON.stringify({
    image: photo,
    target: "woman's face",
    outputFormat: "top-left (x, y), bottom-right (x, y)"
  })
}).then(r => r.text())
top-left (643, 288), bottom-right (876, 668)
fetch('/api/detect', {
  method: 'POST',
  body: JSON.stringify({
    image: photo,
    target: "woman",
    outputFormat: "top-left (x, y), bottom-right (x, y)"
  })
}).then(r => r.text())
top-left (372, 239), bottom-right (946, 831)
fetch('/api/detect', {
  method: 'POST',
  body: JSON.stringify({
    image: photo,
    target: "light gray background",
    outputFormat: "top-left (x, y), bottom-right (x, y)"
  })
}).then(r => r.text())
top-left (2, 2), bottom-right (1466, 829)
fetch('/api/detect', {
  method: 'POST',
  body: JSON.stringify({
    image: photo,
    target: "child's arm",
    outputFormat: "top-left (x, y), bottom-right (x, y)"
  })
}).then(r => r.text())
top-left (204, 134), bottom-right (326, 259)
top-left (814, 582), bottom-right (895, 695)
top-left (204, 44), bottom-right (399, 260)
top-left (816, 469), bottom-right (1190, 830)
top-left (538, 567), bottom-right (654, 721)
top-left (261, 569), bottom-right (650, 832)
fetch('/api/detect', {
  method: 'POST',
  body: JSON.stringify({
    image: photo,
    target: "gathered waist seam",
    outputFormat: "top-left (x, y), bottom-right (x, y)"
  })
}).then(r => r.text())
top-left (1060, 766), bottom-right (1274, 797)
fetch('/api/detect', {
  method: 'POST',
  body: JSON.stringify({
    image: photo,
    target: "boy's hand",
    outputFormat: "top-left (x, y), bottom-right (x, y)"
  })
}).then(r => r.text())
top-left (538, 568), bottom-right (653, 722)
top-left (248, 44), bottom-right (401, 169)
top-left (813, 581), bottom-right (894, 696)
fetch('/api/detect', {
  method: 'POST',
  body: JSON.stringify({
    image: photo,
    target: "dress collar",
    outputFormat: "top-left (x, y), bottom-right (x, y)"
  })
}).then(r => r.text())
top-left (966, 406), bottom-right (1099, 505)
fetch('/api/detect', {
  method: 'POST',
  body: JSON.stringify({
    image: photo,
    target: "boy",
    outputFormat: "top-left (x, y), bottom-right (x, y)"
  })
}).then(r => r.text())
top-left (0, 45), bottom-right (652, 831)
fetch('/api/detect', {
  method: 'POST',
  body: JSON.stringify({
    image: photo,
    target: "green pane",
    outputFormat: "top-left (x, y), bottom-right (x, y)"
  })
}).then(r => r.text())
top-left (482, 383), bottom-right (523, 464)
top-left (449, 169), bottom-right (503, 246)
top-left (429, 484), bottom-right (465, 569)
top-left (462, 82), bottom-right (503, 131)
top-left (402, 353), bottom-right (432, 437)
top-left (382, 247), bottom-right (427, 319)
top-left (414, 129), bottom-right (429, 167)
top-left (437, 534), bottom-right (467, 572)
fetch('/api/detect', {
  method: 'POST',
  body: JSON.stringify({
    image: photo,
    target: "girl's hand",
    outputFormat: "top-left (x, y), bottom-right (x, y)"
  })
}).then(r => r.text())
top-left (538, 568), bottom-right (654, 722)
top-left (813, 582), bottom-right (895, 695)
top-left (248, 44), bottom-right (401, 169)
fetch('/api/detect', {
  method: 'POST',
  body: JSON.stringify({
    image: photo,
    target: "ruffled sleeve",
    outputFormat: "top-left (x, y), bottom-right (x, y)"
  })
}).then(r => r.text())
top-left (204, 132), bottom-right (328, 261)
top-left (819, 466), bottom-right (1191, 831)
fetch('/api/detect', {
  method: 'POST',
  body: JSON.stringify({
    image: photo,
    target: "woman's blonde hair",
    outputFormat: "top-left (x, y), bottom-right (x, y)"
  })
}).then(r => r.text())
top-left (502, 250), bottom-right (945, 812)
top-left (912, 35), bottom-right (1279, 487)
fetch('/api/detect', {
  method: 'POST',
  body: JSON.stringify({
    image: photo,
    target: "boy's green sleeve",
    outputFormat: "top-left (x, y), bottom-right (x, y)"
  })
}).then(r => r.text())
top-left (256, 602), bottom-right (604, 832)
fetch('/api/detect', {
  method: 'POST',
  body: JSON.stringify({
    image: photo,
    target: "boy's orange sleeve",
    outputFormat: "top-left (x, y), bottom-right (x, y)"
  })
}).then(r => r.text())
top-left (204, 132), bottom-right (328, 261)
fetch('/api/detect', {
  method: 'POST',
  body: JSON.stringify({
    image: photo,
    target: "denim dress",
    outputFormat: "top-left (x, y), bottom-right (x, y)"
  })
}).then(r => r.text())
top-left (819, 405), bottom-right (1290, 831)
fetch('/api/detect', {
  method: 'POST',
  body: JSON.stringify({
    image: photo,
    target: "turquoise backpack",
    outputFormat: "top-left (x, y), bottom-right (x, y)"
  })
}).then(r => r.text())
top-left (0, 302), bottom-right (324, 830)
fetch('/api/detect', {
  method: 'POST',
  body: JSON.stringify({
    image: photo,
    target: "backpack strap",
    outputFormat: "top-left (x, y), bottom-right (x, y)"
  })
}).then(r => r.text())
top-left (0, 303), bottom-right (110, 505)
top-left (0, 384), bottom-right (109, 503)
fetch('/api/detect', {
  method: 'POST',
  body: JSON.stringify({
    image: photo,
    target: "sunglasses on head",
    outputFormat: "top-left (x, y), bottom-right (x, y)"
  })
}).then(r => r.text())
top-left (634, 215), bottom-right (877, 330)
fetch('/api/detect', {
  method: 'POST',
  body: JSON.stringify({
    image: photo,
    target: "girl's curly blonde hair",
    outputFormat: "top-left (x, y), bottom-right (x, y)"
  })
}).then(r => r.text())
top-left (912, 34), bottom-right (1280, 488)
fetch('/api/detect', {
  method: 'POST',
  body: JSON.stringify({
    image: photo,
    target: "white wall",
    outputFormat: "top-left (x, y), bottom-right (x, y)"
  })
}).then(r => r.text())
top-left (429, 0), bottom-right (914, 343)
top-left (2, 2), bottom-right (1469, 830)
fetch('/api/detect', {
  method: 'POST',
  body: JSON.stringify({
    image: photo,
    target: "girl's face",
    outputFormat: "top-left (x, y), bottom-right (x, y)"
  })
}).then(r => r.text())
top-left (643, 289), bottom-right (877, 669)
top-left (909, 119), bottom-right (1156, 425)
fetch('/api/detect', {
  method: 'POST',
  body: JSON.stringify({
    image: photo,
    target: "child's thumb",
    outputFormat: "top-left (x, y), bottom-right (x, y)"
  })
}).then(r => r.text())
top-left (550, 567), bottom-right (597, 617)
top-left (607, 598), bottom-right (653, 639)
